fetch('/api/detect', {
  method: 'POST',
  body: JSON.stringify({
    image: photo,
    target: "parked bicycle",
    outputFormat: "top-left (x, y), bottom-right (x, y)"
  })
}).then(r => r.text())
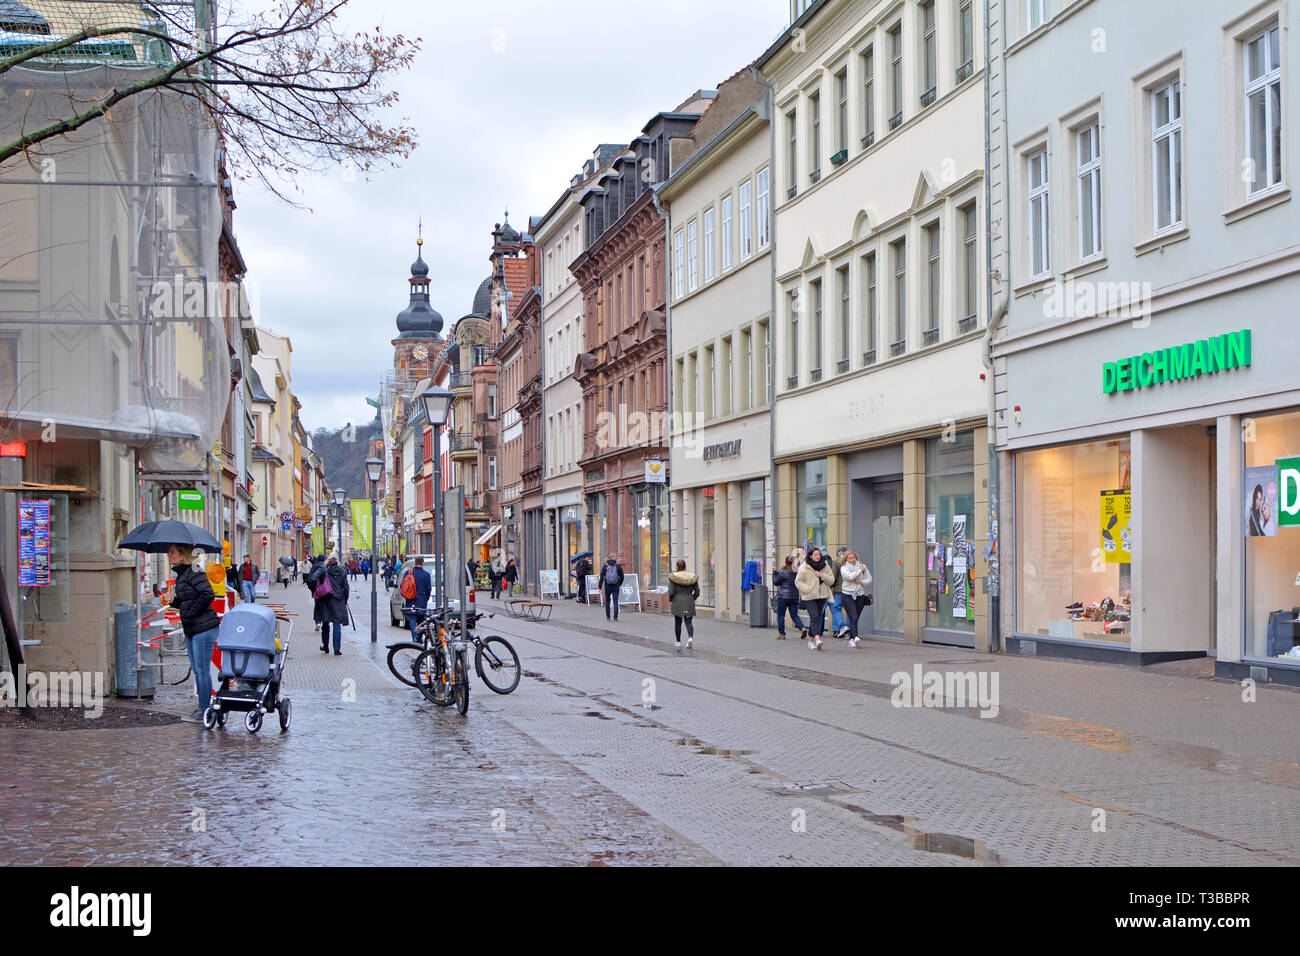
top-left (386, 608), bottom-right (521, 697)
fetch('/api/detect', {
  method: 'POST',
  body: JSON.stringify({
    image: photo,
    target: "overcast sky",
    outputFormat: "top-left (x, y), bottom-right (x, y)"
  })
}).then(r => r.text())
top-left (233, 0), bottom-right (788, 433)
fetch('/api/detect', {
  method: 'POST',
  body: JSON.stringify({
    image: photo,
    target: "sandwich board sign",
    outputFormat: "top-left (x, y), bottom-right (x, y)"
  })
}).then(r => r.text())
top-left (539, 569), bottom-right (559, 597)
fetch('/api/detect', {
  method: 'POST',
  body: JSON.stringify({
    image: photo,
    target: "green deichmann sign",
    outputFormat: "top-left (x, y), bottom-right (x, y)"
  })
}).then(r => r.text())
top-left (1103, 329), bottom-right (1251, 394)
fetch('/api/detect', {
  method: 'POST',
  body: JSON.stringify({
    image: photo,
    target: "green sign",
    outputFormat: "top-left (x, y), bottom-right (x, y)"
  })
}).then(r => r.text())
top-left (177, 490), bottom-right (204, 511)
top-left (1279, 456), bottom-right (1300, 529)
top-left (1103, 329), bottom-right (1250, 394)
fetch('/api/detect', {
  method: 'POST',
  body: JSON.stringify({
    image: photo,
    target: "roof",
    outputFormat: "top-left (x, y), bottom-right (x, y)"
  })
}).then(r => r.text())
top-left (754, 0), bottom-right (829, 72)
top-left (247, 366), bottom-right (274, 405)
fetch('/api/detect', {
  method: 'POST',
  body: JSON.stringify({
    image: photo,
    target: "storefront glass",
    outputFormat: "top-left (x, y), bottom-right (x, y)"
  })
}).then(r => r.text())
top-left (1016, 437), bottom-right (1132, 642)
top-left (1244, 408), bottom-right (1300, 664)
top-left (699, 486), bottom-right (717, 606)
top-left (797, 459), bottom-right (828, 550)
top-left (925, 433), bottom-right (976, 633)
top-left (741, 479), bottom-right (765, 614)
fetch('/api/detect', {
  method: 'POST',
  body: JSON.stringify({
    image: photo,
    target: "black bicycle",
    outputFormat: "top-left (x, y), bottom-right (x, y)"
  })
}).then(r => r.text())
top-left (386, 609), bottom-right (521, 695)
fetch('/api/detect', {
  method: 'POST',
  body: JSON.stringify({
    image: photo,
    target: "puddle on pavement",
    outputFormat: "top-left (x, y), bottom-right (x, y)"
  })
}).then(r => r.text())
top-left (671, 736), bottom-right (754, 757)
top-left (836, 802), bottom-right (1000, 862)
top-left (578, 711), bottom-right (613, 720)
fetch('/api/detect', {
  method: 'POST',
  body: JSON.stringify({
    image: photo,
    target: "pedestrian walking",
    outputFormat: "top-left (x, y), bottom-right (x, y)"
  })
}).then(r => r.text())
top-left (772, 553), bottom-right (804, 639)
top-left (574, 555), bottom-right (593, 604)
top-left (225, 561), bottom-right (241, 605)
top-left (667, 560), bottom-right (700, 653)
top-left (829, 546), bottom-right (848, 638)
top-left (167, 544), bottom-right (220, 720)
top-left (839, 551), bottom-right (872, 648)
top-left (488, 550), bottom-right (505, 599)
top-left (238, 554), bottom-right (259, 604)
top-left (503, 557), bottom-right (518, 596)
top-left (601, 555), bottom-right (625, 621)
top-left (795, 547), bottom-right (835, 651)
top-left (400, 556), bottom-right (432, 642)
top-left (307, 555), bottom-right (350, 655)
top-left (304, 555), bottom-right (324, 630)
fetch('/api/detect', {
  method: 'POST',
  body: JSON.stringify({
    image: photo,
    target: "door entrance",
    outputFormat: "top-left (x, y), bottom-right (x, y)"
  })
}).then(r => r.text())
top-left (860, 479), bottom-right (904, 637)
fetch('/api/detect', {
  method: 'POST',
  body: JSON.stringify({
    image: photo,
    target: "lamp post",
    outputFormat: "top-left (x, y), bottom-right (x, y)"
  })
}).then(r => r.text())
top-left (365, 457), bottom-right (383, 642)
top-left (421, 387), bottom-right (453, 615)
top-left (333, 488), bottom-right (347, 567)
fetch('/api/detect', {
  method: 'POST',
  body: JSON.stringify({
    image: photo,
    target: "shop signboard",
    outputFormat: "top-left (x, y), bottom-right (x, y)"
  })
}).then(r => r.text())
top-left (1101, 329), bottom-right (1251, 394)
top-left (1099, 490), bottom-right (1132, 562)
top-left (18, 499), bottom-right (51, 587)
top-left (645, 459), bottom-right (667, 484)
top-left (1278, 456), bottom-right (1300, 529)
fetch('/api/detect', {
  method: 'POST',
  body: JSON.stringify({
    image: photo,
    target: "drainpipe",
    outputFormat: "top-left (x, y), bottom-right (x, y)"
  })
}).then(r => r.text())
top-left (751, 65), bottom-right (779, 601)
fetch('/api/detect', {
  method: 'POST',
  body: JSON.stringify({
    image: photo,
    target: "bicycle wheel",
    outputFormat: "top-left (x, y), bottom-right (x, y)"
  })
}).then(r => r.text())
top-left (454, 652), bottom-right (469, 715)
top-left (475, 636), bottom-right (521, 695)
top-left (413, 648), bottom-right (453, 707)
top-left (386, 642), bottom-right (423, 688)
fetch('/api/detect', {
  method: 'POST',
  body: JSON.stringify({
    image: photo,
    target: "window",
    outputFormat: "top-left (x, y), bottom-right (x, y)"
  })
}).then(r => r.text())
top-left (1028, 0), bottom-right (1046, 31)
top-left (786, 109), bottom-right (798, 197)
top-left (673, 228), bottom-right (685, 299)
top-left (836, 264), bottom-right (851, 370)
top-left (925, 432), bottom-right (976, 634)
top-left (923, 221), bottom-right (940, 344)
top-left (708, 344), bottom-right (718, 419)
top-left (703, 208), bottom-right (715, 281)
top-left (808, 91), bottom-right (822, 182)
top-left (720, 335), bottom-right (733, 417)
top-left (920, 1), bottom-right (937, 107)
top-left (960, 202), bottom-right (978, 331)
top-left (687, 219), bottom-right (698, 293)
top-left (1245, 25), bottom-right (1282, 196)
top-left (787, 290), bottom-right (800, 387)
top-left (809, 277), bottom-right (823, 380)
top-left (1151, 79), bottom-right (1183, 233)
top-left (891, 238), bottom-right (906, 355)
top-left (673, 357), bottom-right (684, 416)
top-left (756, 168), bottom-right (771, 249)
top-left (740, 328), bottom-right (753, 411)
top-left (762, 318), bottom-right (772, 403)
top-left (861, 46), bottom-right (875, 146)
top-left (487, 383), bottom-right (498, 418)
top-left (1244, 409), bottom-right (1300, 660)
top-left (888, 23), bottom-right (904, 130)
top-left (862, 251), bottom-right (878, 364)
top-left (1028, 148), bottom-right (1050, 278)
top-left (797, 459), bottom-right (829, 551)
top-left (721, 195), bottom-right (734, 271)
top-left (1077, 122), bottom-right (1103, 261)
top-left (835, 69), bottom-right (848, 154)
top-left (956, 1), bottom-right (974, 82)
top-left (739, 180), bottom-right (753, 258)
top-left (488, 456), bottom-right (497, 490)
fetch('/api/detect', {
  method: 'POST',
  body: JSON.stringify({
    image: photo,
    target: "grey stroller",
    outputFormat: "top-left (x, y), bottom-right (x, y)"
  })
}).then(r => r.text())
top-left (203, 603), bottom-right (292, 733)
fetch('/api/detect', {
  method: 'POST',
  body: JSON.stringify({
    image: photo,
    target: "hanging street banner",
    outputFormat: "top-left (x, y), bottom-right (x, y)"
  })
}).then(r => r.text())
top-left (311, 526), bottom-right (325, 554)
top-left (351, 499), bottom-right (372, 550)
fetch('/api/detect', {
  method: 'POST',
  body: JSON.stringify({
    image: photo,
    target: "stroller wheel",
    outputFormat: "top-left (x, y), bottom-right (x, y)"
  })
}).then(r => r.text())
top-left (201, 706), bottom-right (217, 730)
top-left (245, 710), bottom-right (263, 734)
top-left (215, 709), bottom-right (226, 727)
top-left (278, 698), bottom-right (292, 732)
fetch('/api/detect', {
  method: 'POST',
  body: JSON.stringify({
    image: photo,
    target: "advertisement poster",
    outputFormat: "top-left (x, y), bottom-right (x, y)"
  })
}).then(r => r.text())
top-left (1244, 465), bottom-right (1278, 537)
top-left (1099, 490), bottom-right (1132, 562)
top-left (539, 569), bottom-right (559, 596)
top-left (18, 499), bottom-right (51, 587)
top-left (926, 514), bottom-right (936, 545)
top-left (927, 578), bottom-right (939, 613)
top-left (951, 515), bottom-right (967, 619)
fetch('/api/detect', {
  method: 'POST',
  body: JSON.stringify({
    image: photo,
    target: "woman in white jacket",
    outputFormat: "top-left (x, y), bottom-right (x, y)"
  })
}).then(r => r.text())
top-left (839, 551), bottom-right (872, 647)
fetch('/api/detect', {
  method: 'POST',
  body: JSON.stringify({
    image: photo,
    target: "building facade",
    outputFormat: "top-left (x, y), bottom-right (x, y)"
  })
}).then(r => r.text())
top-left (989, 0), bottom-right (1300, 685)
top-left (760, 0), bottom-right (993, 648)
top-left (661, 69), bottom-right (775, 622)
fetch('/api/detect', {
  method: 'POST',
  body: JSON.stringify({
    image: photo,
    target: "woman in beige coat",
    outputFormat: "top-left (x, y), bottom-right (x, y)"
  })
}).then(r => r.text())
top-left (795, 547), bottom-right (835, 651)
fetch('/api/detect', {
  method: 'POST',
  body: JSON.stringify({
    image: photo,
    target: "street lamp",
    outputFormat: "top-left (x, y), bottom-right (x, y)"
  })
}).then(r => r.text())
top-left (333, 487), bottom-right (347, 566)
top-left (365, 456), bottom-right (383, 643)
top-left (421, 387), bottom-right (453, 615)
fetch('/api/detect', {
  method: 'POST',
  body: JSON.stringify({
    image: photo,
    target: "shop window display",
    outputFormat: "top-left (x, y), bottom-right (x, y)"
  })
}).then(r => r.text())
top-left (925, 433), bottom-right (976, 633)
top-left (797, 459), bottom-right (828, 550)
top-left (1244, 409), bottom-right (1300, 663)
top-left (1016, 438), bottom-right (1132, 642)
top-left (699, 486), bottom-right (717, 606)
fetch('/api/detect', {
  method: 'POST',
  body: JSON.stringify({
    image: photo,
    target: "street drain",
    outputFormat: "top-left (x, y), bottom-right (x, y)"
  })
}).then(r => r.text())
top-left (578, 711), bottom-right (613, 720)
top-left (910, 832), bottom-right (1000, 863)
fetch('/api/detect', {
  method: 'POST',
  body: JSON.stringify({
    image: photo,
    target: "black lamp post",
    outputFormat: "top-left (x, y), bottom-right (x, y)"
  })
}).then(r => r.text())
top-left (365, 457), bottom-right (383, 642)
top-left (421, 387), bottom-right (453, 614)
top-left (333, 488), bottom-right (347, 565)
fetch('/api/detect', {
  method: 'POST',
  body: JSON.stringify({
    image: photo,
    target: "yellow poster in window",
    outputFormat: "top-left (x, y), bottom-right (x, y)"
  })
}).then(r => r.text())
top-left (1099, 489), bottom-right (1131, 564)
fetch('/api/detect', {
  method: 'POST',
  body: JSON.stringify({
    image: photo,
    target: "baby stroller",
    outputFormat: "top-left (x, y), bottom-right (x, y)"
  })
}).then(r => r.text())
top-left (203, 603), bottom-right (292, 733)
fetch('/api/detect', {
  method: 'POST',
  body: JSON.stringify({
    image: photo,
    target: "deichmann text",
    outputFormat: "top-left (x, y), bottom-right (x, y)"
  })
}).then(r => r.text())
top-left (1102, 329), bottom-right (1251, 394)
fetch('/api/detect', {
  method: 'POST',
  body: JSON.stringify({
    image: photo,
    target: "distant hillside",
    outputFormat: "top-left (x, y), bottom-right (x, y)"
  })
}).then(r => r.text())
top-left (313, 415), bottom-right (382, 500)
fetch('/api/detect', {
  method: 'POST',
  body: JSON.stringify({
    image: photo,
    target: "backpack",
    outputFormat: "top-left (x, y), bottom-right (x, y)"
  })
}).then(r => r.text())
top-left (313, 572), bottom-right (334, 600)
top-left (604, 563), bottom-right (620, 586)
top-left (400, 570), bottom-right (417, 600)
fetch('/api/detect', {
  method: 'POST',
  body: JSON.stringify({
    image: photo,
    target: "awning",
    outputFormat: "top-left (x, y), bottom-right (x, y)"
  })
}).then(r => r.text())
top-left (473, 524), bottom-right (502, 547)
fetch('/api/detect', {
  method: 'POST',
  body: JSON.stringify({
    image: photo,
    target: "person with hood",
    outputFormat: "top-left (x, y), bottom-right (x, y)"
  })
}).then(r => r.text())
top-left (304, 554), bottom-right (325, 630)
top-left (488, 550), bottom-right (506, 600)
top-left (839, 551), bottom-right (872, 648)
top-left (667, 560), bottom-right (700, 652)
top-left (772, 553), bottom-right (804, 640)
top-left (503, 557), bottom-right (519, 596)
top-left (795, 546), bottom-right (835, 651)
top-left (601, 555), bottom-right (625, 621)
top-left (574, 555), bottom-right (593, 603)
top-left (238, 554), bottom-right (259, 604)
top-left (167, 544), bottom-right (221, 720)
top-left (307, 554), bottom-right (350, 654)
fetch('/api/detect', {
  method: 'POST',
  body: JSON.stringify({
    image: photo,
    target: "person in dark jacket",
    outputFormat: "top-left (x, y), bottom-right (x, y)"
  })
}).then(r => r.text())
top-left (772, 553), bottom-right (804, 640)
top-left (601, 555), bottom-right (625, 621)
top-left (667, 560), bottom-right (700, 652)
top-left (574, 556), bottom-right (593, 603)
top-left (226, 562), bottom-right (241, 604)
top-left (403, 557), bottom-right (433, 641)
top-left (167, 544), bottom-right (221, 720)
top-left (308, 555), bottom-right (350, 654)
top-left (503, 557), bottom-right (519, 596)
top-left (238, 555), bottom-right (259, 604)
top-left (304, 555), bottom-right (324, 630)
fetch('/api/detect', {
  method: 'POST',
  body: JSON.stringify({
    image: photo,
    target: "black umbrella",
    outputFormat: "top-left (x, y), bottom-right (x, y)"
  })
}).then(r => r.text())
top-left (118, 519), bottom-right (222, 554)
top-left (278, 556), bottom-right (294, 566)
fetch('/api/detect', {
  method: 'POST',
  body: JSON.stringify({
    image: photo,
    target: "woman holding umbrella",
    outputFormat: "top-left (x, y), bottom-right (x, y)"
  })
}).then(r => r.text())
top-left (167, 544), bottom-right (221, 720)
